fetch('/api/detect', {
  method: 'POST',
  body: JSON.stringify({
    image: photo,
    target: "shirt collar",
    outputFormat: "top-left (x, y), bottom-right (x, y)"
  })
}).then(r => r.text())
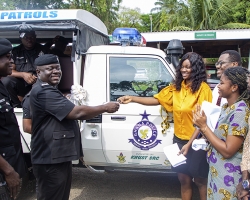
top-left (181, 80), bottom-right (191, 89)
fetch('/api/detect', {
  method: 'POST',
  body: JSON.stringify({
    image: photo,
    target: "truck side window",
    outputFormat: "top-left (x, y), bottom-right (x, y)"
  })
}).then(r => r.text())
top-left (109, 57), bottom-right (174, 101)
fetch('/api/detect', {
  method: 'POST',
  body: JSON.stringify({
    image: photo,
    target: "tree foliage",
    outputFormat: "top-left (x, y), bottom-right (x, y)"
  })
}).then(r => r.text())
top-left (0, 0), bottom-right (68, 10)
top-left (229, 0), bottom-right (250, 24)
top-left (0, 0), bottom-right (122, 34)
top-left (117, 7), bottom-right (141, 29)
top-left (0, 0), bottom-right (249, 32)
top-left (67, 0), bottom-right (122, 34)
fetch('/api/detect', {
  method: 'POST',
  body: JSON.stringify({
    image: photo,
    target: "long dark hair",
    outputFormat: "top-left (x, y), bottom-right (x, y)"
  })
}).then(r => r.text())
top-left (175, 52), bottom-right (207, 93)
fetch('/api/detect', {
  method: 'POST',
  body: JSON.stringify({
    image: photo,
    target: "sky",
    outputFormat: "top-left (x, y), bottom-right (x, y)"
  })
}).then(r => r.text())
top-left (120, 0), bottom-right (157, 14)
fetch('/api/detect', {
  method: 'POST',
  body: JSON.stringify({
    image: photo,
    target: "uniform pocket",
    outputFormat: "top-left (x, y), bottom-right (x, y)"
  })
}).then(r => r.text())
top-left (15, 57), bottom-right (27, 72)
top-left (0, 145), bottom-right (16, 158)
top-left (0, 100), bottom-right (12, 113)
top-left (15, 57), bottom-right (26, 65)
top-left (51, 131), bottom-right (77, 159)
top-left (52, 131), bottom-right (74, 140)
top-left (0, 100), bottom-right (12, 126)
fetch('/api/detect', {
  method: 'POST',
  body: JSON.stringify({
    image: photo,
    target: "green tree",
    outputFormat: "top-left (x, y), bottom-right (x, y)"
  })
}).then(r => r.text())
top-left (151, 0), bottom-right (243, 31)
top-left (140, 14), bottom-right (152, 32)
top-left (117, 7), bottom-right (142, 30)
top-left (0, 0), bottom-right (15, 9)
top-left (0, 0), bottom-right (68, 10)
top-left (67, 0), bottom-right (122, 34)
top-left (189, 0), bottom-right (236, 29)
top-left (229, 0), bottom-right (250, 24)
top-left (151, 0), bottom-right (190, 31)
top-left (247, 9), bottom-right (250, 24)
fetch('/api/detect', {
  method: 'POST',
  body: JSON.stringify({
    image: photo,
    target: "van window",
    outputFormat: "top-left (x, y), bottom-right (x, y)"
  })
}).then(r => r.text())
top-left (109, 57), bottom-right (173, 101)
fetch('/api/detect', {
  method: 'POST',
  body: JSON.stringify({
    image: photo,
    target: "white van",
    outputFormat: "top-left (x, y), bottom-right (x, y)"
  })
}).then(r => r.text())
top-left (82, 44), bottom-right (176, 173)
top-left (0, 10), bottom-right (183, 174)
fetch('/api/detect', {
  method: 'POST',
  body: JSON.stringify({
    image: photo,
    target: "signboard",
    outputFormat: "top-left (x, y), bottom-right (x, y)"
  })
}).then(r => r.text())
top-left (109, 35), bottom-right (113, 42)
top-left (195, 32), bottom-right (216, 39)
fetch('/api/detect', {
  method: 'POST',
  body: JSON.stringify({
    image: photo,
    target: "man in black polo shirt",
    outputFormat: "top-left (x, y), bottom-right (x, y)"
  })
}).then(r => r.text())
top-left (0, 38), bottom-right (26, 199)
top-left (2, 28), bottom-right (50, 108)
top-left (30, 54), bottom-right (120, 200)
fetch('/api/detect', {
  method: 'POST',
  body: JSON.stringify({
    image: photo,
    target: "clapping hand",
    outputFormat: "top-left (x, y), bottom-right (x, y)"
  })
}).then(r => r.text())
top-left (192, 104), bottom-right (207, 129)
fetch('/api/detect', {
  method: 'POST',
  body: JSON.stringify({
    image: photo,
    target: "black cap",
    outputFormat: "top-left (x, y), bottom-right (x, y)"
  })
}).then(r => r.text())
top-left (57, 36), bottom-right (68, 45)
top-left (19, 26), bottom-right (36, 38)
top-left (34, 54), bottom-right (59, 67)
top-left (0, 38), bottom-right (12, 57)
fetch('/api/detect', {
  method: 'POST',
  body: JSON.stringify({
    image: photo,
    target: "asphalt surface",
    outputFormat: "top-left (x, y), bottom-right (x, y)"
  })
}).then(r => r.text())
top-left (17, 167), bottom-right (200, 200)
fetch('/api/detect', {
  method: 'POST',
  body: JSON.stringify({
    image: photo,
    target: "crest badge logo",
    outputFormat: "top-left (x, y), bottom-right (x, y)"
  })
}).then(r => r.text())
top-left (38, 51), bottom-right (44, 56)
top-left (129, 110), bottom-right (161, 150)
top-left (164, 159), bottom-right (171, 166)
top-left (117, 152), bottom-right (126, 163)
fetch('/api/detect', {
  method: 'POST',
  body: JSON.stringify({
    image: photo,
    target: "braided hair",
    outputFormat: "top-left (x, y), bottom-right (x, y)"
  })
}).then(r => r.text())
top-left (223, 67), bottom-right (250, 104)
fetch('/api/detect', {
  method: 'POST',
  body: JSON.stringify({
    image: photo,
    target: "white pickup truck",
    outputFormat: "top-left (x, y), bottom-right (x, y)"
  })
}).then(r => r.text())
top-left (0, 9), bottom-right (185, 175)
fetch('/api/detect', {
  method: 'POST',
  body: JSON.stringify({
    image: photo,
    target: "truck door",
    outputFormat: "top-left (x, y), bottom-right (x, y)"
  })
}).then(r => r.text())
top-left (102, 55), bottom-right (175, 169)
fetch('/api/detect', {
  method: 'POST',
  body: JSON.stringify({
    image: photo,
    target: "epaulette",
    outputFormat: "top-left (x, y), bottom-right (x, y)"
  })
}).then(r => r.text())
top-left (0, 98), bottom-right (5, 103)
top-left (41, 83), bottom-right (49, 87)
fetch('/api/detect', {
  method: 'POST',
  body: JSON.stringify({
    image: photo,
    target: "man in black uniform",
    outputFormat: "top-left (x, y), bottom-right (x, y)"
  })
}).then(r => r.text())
top-left (0, 38), bottom-right (26, 199)
top-left (22, 91), bottom-right (32, 134)
top-left (30, 54), bottom-right (120, 200)
top-left (2, 28), bottom-right (50, 108)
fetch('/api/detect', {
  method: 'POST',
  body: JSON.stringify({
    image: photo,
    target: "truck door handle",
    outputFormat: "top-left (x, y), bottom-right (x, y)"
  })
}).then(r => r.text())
top-left (111, 116), bottom-right (126, 121)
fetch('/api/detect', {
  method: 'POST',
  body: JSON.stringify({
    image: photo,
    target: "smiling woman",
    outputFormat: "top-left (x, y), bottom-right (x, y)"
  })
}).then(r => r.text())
top-left (118, 52), bottom-right (212, 200)
top-left (193, 67), bottom-right (250, 200)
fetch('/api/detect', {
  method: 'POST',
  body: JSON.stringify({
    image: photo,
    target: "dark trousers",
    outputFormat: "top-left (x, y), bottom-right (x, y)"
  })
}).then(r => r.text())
top-left (1, 76), bottom-right (31, 108)
top-left (33, 162), bottom-right (72, 200)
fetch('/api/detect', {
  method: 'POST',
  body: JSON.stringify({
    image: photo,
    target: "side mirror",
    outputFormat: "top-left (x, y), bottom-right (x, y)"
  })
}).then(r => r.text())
top-left (164, 39), bottom-right (184, 68)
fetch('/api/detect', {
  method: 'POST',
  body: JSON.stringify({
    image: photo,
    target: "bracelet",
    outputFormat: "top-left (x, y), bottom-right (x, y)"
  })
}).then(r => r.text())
top-left (201, 125), bottom-right (207, 134)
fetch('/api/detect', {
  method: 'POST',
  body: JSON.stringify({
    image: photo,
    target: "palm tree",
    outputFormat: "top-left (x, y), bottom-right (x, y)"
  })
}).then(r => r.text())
top-left (151, 0), bottom-right (190, 31)
top-left (188, 0), bottom-right (234, 29)
top-left (151, 0), bottom-right (244, 31)
top-left (68, 0), bottom-right (122, 33)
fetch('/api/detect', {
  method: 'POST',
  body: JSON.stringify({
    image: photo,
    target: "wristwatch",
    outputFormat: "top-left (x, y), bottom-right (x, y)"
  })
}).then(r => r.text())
top-left (242, 179), bottom-right (250, 190)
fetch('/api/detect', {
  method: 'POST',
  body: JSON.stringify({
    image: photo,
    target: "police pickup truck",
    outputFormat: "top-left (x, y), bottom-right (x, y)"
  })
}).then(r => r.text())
top-left (0, 9), bottom-right (184, 175)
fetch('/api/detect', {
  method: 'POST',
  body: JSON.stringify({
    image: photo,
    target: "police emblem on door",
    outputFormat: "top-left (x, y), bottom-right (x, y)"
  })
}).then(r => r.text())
top-left (117, 152), bottom-right (126, 163)
top-left (129, 110), bottom-right (162, 150)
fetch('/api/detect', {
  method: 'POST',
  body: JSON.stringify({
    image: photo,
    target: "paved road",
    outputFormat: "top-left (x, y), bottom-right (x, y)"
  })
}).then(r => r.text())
top-left (17, 167), bottom-right (200, 200)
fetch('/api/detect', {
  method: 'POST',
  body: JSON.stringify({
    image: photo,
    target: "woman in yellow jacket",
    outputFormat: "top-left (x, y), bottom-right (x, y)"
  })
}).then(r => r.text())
top-left (118, 52), bottom-right (212, 200)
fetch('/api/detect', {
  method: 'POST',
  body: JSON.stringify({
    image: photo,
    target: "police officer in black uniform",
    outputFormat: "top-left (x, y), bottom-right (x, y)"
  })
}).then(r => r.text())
top-left (0, 38), bottom-right (26, 199)
top-left (30, 54), bottom-right (120, 200)
top-left (22, 91), bottom-right (32, 134)
top-left (2, 28), bottom-right (50, 108)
